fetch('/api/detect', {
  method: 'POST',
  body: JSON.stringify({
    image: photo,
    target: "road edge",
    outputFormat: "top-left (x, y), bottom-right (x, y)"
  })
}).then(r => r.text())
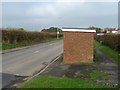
top-left (26, 54), bottom-right (62, 81)
top-left (12, 54), bottom-right (62, 88)
top-left (1, 40), bottom-right (62, 55)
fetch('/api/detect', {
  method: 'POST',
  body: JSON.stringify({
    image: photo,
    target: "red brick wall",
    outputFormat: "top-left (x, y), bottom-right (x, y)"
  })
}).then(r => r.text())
top-left (63, 32), bottom-right (94, 64)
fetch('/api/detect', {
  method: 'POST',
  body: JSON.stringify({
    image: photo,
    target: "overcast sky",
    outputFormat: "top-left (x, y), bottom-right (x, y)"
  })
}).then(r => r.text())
top-left (2, 1), bottom-right (118, 31)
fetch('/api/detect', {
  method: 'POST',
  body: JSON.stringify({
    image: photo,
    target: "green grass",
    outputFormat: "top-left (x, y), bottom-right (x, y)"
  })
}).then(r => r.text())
top-left (0, 43), bottom-right (2, 50)
top-left (90, 70), bottom-right (109, 80)
top-left (2, 41), bottom-right (29, 50)
top-left (2, 43), bottom-right (16, 50)
top-left (18, 76), bottom-right (112, 88)
top-left (2, 37), bottom-right (63, 50)
top-left (95, 40), bottom-right (120, 64)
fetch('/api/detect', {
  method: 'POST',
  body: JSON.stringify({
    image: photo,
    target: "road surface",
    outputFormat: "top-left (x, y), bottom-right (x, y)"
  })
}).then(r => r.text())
top-left (2, 40), bottom-right (63, 88)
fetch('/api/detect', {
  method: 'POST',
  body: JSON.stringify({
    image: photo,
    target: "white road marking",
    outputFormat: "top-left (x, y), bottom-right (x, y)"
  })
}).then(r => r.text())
top-left (33, 51), bottom-right (39, 54)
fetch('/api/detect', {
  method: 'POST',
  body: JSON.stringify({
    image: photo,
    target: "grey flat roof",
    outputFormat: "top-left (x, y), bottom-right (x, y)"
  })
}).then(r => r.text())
top-left (62, 27), bottom-right (93, 30)
top-left (62, 27), bottom-right (96, 32)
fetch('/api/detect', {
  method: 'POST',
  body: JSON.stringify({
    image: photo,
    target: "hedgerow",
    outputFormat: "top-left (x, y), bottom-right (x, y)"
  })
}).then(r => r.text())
top-left (95, 34), bottom-right (120, 51)
top-left (2, 28), bottom-right (63, 44)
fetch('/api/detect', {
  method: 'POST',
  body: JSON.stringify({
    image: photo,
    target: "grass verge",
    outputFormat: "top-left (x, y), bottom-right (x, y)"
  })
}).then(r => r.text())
top-left (18, 75), bottom-right (112, 88)
top-left (2, 37), bottom-right (63, 50)
top-left (0, 43), bottom-right (2, 50)
top-left (90, 70), bottom-right (109, 80)
top-left (95, 40), bottom-right (120, 64)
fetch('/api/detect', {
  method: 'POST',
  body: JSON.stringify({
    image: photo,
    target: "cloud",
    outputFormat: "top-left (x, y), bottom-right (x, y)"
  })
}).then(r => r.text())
top-left (1, 0), bottom-right (119, 2)
top-left (2, 1), bottom-right (118, 31)
top-left (27, 4), bottom-right (58, 18)
top-left (0, 2), bottom-right (2, 27)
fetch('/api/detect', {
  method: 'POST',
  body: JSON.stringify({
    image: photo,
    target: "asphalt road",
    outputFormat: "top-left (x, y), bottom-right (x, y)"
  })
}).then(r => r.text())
top-left (2, 40), bottom-right (63, 88)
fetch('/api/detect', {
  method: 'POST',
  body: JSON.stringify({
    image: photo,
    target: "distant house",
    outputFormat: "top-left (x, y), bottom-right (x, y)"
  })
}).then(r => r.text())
top-left (112, 30), bottom-right (118, 33)
top-left (104, 28), bottom-right (118, 34)
top-left (116, 30), bottom-right (120, 34)
top-left (97, 33), bottom-right (104, 36)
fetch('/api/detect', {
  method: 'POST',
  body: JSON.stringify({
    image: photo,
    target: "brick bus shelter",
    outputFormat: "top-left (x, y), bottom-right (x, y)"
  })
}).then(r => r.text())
top-left (62, 27), bottom-right (96, 64)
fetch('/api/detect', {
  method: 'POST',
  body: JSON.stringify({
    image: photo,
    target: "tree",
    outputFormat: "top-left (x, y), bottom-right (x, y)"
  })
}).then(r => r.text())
top-left (41, 27), bottom-right (62, 32)
top-left (89, 26), bottom-right (102, 33)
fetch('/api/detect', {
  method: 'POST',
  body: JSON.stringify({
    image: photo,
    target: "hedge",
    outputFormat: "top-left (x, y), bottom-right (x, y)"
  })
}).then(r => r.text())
top-left (2, 29), bottom-right (63, 44)
top-left (95, 34), bottom-right (120, 51)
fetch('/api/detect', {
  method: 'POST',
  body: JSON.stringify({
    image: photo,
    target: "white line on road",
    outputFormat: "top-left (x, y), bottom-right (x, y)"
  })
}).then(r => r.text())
top-left (33, 51), bottom-right (39, 54)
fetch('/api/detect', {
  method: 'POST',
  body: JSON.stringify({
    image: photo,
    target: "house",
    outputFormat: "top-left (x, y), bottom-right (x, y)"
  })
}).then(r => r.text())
top-left (116, 30), bottom-right (120, 34)
top-left (62, 27), bottom-right (96, 64)
top-left (97, 33), bottom-right (105, 36)
top-left (104, 28), bottom-right (118, 34)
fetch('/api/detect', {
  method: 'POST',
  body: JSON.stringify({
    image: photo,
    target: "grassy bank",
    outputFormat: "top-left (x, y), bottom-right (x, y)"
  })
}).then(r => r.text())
top-left (2, 37), bottom-right (62, 50)
top-left (18, 76), bottom-right (112, 88)
top-left (95, 40), bottom-right (120, 64)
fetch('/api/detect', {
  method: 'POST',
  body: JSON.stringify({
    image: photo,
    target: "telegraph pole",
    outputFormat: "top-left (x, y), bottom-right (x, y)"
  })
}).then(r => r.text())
top-left (57, 27), bottom-right (59, 39)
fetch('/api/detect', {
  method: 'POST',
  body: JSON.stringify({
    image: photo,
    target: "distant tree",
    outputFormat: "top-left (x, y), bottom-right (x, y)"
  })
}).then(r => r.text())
top-left (89, 26), bottom-right (102, 33)
top-left (19, 28), bottom-right (25, 31)
top-left (41, 27), bottom-right (62, 32)
top-left (2, 27), bottom-right (26, 31)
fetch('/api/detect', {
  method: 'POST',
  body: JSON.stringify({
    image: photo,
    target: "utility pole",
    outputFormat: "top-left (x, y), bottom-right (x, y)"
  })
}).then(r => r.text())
top-left (57, 27), bottom-right (59, 39)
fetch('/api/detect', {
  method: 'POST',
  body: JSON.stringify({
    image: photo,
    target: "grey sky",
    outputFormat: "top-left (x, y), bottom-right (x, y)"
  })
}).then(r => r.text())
top-left (2, 1), bottom-right (118, 31)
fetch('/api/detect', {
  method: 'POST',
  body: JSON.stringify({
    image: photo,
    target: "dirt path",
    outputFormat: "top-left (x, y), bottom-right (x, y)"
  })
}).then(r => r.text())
top-left (95, 48), bottom-right (118, 86)
top-left (40, 49), bottom-right (119, 87)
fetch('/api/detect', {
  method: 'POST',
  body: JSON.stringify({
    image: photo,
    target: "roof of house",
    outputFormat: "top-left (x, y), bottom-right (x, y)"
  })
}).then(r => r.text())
top-left (62, 27), bottom-right (96, 32)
